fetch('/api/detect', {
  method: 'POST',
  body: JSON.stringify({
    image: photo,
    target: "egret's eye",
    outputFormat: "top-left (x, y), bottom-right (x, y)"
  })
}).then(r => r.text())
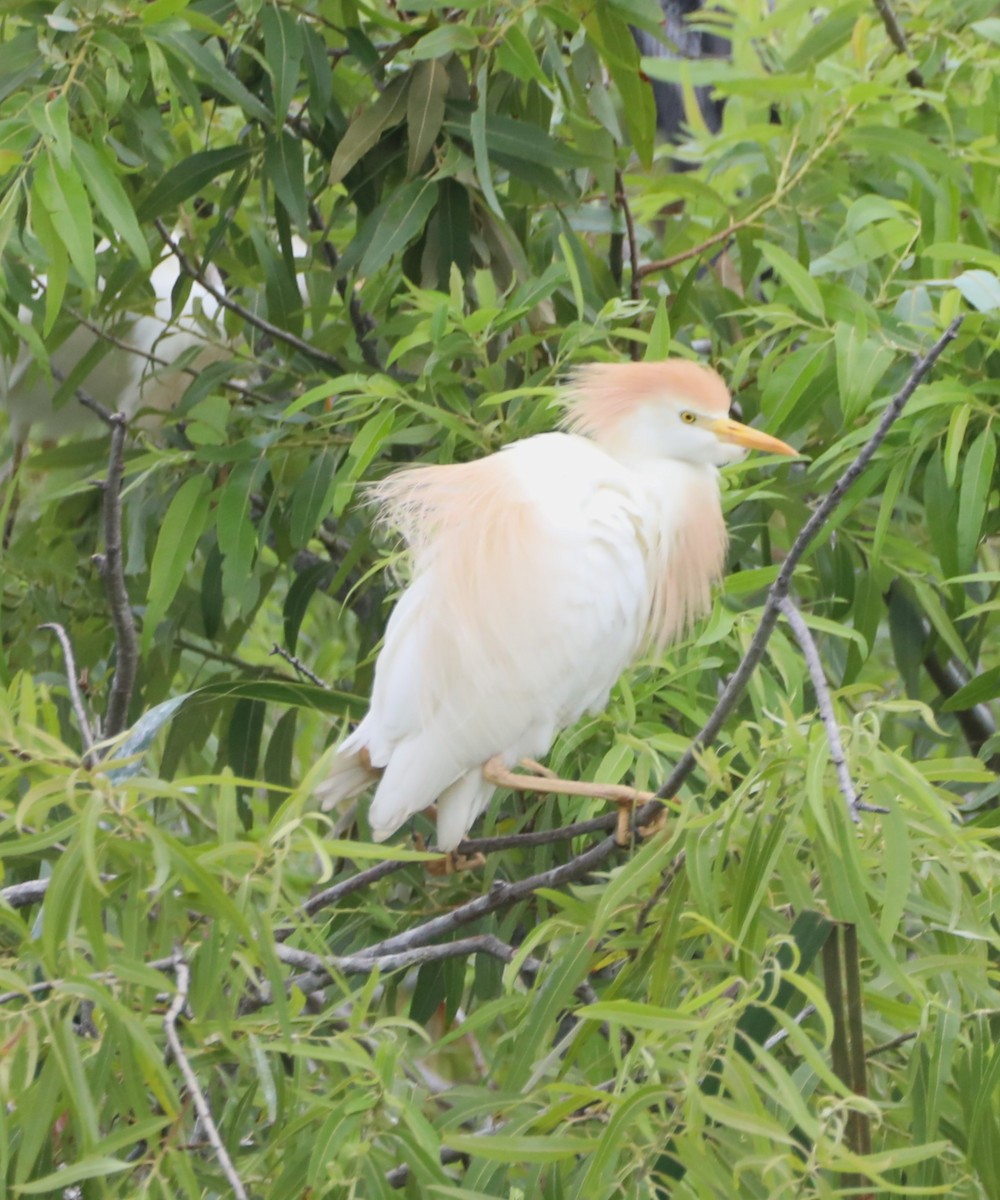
top-left (680, 411), bottom-right (697, 425)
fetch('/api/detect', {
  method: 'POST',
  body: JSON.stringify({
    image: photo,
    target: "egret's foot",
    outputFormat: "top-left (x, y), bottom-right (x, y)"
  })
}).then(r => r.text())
top-left (483, 755), bottom-right (654, 847)
top-left (415, 831), bottom-right (486, 875)
top-left (638, 805), bottom-right (670, 840)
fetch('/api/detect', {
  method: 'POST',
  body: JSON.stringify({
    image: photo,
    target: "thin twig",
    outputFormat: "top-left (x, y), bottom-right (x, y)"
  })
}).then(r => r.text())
top-left (242, 934), bottom-right (519, 1014)
top-left (871, 0), bottom-right (925, 88)
top-left (762, 1004), bottom-right (817, 1051)
top-left (64, 304), bottom-right (268, 405)
top-left (637, 115), bottom-right (844, 280)
top-left (154, 221), bottom-right (344, 373)
top-left (867, 1030), bottom-right (917, 1058)
top-left (296, 858), bottom-right (413, 924)
top-left (269, 643), bottom-right (330, 688)
top-left (275, 932), bottom-right (517, 979)
top-left (778, 596), bottom-right (887, 820)
top-left (39, 623), bottom-right (96, 760)
top-left (614, 168), bottom-right (642, 361)
top-left (164, 948), bottom-right (249, 1200)
top-left (95, 415), bottom-right (139, 740)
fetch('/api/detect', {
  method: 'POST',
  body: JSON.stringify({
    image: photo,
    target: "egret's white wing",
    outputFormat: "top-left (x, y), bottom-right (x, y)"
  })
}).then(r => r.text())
top-left (356, 434), bottom-right (653, 843)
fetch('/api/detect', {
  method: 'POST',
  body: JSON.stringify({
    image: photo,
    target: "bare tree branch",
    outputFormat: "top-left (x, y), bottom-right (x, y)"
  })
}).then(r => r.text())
top-left (94, 415), bottom-right (139, 740)
top-left (614, 167), bottom-right (642, 360)
top-left (164, 948), bottom-right (250, 1200)
top-left (269, 643), bottom-right (330, 688)
top-left (39, 623), bottom-right (96, 761)
top-left (778, 596), bottom-right (887, 819)
top-left (276, 932), bottom-right (517, 979)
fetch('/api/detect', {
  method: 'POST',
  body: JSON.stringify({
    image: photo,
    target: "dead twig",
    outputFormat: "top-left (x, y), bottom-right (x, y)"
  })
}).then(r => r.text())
top-left (164, 948), bottom-right (249, 1200)
top-left (269, 643), bottom-right (330, 688)
top-left (39, 623), bottom-right (96, 762)
top-left (778, 596), bottom-right (888, 820)
top-left (0, 878), bottom-right (52, 910)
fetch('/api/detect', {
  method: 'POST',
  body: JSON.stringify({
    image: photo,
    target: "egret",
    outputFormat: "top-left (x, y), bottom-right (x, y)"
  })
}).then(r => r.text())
top-left (318, 359), bottom-right (797, 851)
top-left (0, 250), bottom-right (227, 450)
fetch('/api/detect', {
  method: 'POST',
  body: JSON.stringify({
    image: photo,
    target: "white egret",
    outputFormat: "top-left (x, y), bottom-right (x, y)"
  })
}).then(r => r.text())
top-left (318, 360), bottom-right (797, 851)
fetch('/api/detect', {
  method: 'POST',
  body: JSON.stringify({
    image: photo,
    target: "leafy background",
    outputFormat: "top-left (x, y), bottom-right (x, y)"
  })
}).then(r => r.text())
top-left (0, 0), bottom-right (998, 1196)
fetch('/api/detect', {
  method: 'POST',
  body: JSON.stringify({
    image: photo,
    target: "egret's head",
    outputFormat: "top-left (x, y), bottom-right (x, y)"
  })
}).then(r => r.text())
top-left (562, 359), bottom-right (797, 466)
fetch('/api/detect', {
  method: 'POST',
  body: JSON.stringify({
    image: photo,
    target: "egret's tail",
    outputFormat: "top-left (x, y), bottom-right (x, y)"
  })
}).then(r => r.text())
top-left (316, 741), bottom-right (379, 811)
top-left (435, 771), bottom-right (494, 851)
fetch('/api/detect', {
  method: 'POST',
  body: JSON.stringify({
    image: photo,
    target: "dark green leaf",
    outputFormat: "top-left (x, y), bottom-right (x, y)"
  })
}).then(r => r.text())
top-left (358, 179), bottom-right (438, 277)
top-left (264, 129), bottom-right (309, 231)
top-left (227, 697), bottom-right (266, 780)
top-left (138, 146), bottom-right (253, 220)
top-left (406, 58), bottom-right (449, 178)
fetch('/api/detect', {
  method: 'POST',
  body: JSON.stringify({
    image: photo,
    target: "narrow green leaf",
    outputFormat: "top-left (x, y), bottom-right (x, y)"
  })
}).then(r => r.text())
top-left (588, 5), bottom-right (656, 167)
top-left (105, 693), bottom-right (195, 782)
top-left (34, 151), bottom-right (95, 290)
top-left (942, 666), bottom-right (1000, 712)
top-left (406, 58), bottom-right (449, 177)
top-left (138, 146), bottom-right (253, 220)
top-left (289, 449), bottom-right (337, 548)
top-left (435, 177), bottom-right (471, 281)
top-left (329, 75), bottom-right (409, 186)
top-left (441, 1133), bottom-right (598, 1163)
top-left (785, 1), bottom-right (864, 69)
top-left (154, 29), bottom-right (271, 122)
top-left (757, 240), bottom-right (825, 320)
top-left (18, 1157), bottom-right (131, 1194)
top-left (262, 4), bottom-right (303, 120)
top-left (143, 474), bottom-right (212, 653)
top-left (358, 179), bottom-right (438, 278)
top-left (264, 129), bottom-right (309, 231)
top-left (471, 66), bottom-right (503, 218)
top-left (72, 138), bottom-right (150, 268)
top-left (227, 696), bottom-right (266, 780)
top-left (953, 269), bottom-right (1000, 312)
top-left (956, 426), bottom-right (996, 570)
top-left (645, 298), bottom-right (671, 359)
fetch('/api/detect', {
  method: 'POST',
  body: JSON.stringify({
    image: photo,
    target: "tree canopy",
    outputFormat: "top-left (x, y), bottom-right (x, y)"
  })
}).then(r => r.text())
top-left (0, 1), bottom-right (998, 1196)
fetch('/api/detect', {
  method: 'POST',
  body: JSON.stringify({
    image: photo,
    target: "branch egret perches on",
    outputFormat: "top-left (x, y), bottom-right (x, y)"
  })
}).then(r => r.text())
top-left (318, 360), bottom-right (798, 851)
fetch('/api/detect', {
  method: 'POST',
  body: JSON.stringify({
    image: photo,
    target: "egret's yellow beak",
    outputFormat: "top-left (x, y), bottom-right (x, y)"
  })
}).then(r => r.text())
top-left (709, 417), bottom-right (799, 457)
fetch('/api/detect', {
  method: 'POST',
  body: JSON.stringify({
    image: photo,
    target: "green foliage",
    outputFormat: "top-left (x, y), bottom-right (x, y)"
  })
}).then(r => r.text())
top-left (0, 0), bottom-right (998, 1196)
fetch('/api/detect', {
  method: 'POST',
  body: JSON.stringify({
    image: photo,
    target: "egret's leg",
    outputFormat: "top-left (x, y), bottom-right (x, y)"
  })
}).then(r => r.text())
top-left (519, 758), bottom-right (556, 778)
top-left (483, 755), bottom-right (656, 847)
